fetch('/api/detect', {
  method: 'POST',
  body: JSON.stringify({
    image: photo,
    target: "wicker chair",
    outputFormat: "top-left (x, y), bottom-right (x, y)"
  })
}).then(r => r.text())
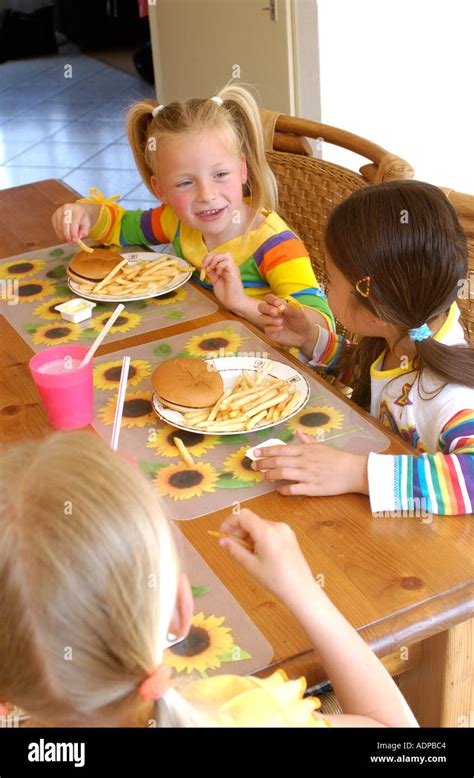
top-left (260, 112), bottom-right (414, 299)
top-left (261, 112), bottom-right (474, 346)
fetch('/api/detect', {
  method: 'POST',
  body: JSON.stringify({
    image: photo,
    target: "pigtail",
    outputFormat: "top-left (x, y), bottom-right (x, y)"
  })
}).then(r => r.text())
top-left (217, 83), bottom-right (278, 225)
top-left (126, 99), bottom-right (160, 196)
top-left (415, 337), bottom-right (474, 392)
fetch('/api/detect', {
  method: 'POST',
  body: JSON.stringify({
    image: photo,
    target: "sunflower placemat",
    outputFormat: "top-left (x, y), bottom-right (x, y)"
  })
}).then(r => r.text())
top-left (167, 525), bottom-right (273, 678)
top-left (91, 320), bottom-right (390, 520)
top-left (0, 244), bottom-right (218, 350)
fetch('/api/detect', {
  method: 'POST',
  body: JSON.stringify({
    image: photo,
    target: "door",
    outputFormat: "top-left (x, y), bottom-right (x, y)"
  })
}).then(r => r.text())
top-left (148, 0), bottom-right (319, 116)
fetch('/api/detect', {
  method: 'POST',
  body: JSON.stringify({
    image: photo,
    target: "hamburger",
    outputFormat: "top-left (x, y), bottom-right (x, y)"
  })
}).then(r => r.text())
top-left (67, 248), bottom-right (124, 285)
top-left (152, 358), bottom-right (223, 413)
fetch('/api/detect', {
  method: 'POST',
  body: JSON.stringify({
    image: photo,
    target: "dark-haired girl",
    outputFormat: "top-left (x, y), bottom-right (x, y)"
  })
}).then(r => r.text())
top-left (254, 181), bottom-right (474, 516)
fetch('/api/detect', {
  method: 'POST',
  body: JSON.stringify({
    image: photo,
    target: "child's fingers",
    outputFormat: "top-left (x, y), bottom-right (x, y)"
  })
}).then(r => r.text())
top-left (263, 293), bottom-right (284, 308)
top-left (261, 465), bottom-right (308, 483)
top-left (258, 300), bottom-right (283, 318)
top-left (278, 482), bottom-right (320, 496)
top-left (70, 213), bottom-right (86, 243)
top-left (220, 508), bottom-right (268, 540)
top-left (282, 304), bottom-right (307, 323)
top-left (263, 325), bottom-right (283, 337)
top-left (251, 443), bottom-right (303, 462)
top-left (258, 314), bottom-right (283, 328)
top-left (219, 536), bottom-right (257, 574)
top-left (296, 428), bottom-right (317, 445)
top-left (218, 518), bottom-right (250, 541)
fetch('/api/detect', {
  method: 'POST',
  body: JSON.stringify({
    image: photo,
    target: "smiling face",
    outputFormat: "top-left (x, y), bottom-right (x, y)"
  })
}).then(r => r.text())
top-left (150, 128), bottom-right (247, 245)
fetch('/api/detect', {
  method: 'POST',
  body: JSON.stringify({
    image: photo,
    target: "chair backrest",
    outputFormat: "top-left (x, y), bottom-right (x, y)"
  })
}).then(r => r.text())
top-left (262, 112), bottom-right (473, 346)
top-left (261, 112), bottom-right (414, 338)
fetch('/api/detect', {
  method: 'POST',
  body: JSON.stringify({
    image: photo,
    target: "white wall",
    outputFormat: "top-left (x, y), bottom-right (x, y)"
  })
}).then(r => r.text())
top-left (317, 0), bottom-right (474, 192)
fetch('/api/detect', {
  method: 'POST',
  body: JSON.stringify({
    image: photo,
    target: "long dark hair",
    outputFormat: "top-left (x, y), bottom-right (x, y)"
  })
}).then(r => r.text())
top-left (325, 180), bottom-right (473, 408)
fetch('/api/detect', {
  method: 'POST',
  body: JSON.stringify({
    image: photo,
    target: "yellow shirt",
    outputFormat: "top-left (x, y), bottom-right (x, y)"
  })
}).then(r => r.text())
top-left (182, 670), bottom-right (331, 727)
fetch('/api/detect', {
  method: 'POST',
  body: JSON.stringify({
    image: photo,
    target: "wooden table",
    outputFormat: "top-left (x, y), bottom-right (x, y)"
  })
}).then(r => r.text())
top-left (1, 180), bottom-right (472, 727)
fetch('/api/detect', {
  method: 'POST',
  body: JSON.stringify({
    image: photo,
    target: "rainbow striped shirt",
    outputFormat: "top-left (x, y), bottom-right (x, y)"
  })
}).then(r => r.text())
top-left (309, 304), bottom-right (474, 516)
top-left (88, 201), bottom-right (335, 330)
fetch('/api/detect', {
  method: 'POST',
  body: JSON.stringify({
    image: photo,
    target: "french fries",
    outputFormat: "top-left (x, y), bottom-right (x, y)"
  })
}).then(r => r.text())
top-left (173, 436), bottom-right (194, 466)
top-left (77, 238), bottom-right (94, 254)
top-left (180, 363), bottom-right (302, 433)
top-left (277, 296), bottom-right (305, 313)
top-left (71, 256), bottom-right (191, 297)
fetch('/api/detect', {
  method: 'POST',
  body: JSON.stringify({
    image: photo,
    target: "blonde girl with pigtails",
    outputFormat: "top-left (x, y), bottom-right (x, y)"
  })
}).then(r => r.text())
top-left (0, 432), bottom-right (416, 728)
top-left (51, 84), bottom-right (335, 333)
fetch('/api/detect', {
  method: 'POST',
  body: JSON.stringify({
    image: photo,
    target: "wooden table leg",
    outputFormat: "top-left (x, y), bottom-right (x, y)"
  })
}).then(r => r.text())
top-left (398, 618), bottom-right (474, 727)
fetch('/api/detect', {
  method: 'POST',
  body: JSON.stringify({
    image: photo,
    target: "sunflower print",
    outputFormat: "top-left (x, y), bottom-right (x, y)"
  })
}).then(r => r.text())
top-left (91, 310), bottom-right (141, 334)
top-left (146, 425), bottom-right (218, 458)
top-left (0, 259), bottom-right (45, 279)
top-left (155, 461), bottom-right (218, 500)
top-left (288, 404), bottom-right (344, 436)
top-left (94, 359), bottom-right (152, 390)
top-left (16, 279), bottom-right (56, 303)
top-left (98, 391), bottom-right (155, 428)
top-left (185, 328), bottom-right (243, 358)
top-left (149, 286), bottom-right (188, 305)
top-left (32, 322), bottom-right (82, 346)
top-left (223, 446), bottom-right (263, 483)
top-left (33, 297), bottom-right (70, 321)
top-left (163, 612), bottom-right (234, 675)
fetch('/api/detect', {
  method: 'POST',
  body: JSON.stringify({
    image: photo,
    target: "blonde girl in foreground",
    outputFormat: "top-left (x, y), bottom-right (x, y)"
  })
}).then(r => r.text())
top-left (51, 84), bottom-right (335, 333)
top-left (0, 433), bottom-right (416, 728)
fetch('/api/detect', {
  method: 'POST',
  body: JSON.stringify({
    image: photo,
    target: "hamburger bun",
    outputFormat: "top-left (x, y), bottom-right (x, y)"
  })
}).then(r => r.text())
top-left (67, 248), bottom-right (124, 283)
top-left (152, 358), bottom-right (223, 411)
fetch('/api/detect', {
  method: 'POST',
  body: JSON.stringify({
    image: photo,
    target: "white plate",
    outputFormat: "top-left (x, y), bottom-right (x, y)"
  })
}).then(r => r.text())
top-left (67, 252), bottom-right (193, 303)
top-left (151, 356), bottom-right (310, 436)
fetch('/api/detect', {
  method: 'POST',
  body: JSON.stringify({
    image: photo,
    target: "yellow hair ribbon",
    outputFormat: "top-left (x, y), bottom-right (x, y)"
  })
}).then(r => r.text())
top-left (77, 187), bottom-right (122, 205)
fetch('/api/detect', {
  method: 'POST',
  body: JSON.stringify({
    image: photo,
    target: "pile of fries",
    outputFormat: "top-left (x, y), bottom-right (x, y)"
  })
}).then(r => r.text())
top-left (71, 256), bottom-right (191, 297)
top-left (181, 361), bottom-right (302, 432)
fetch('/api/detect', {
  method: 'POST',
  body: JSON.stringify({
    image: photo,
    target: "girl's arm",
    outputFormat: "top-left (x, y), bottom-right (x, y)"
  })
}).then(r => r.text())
top-left (202, 253), bottom-right (267, 327)
top-left (256, 233), bottom-right (336, 333)
top-left (52, 200), bottom-right (174, 248)
top-left (368, 411), bottom-right (474, 516)
top-left (218, 509), bottom-right (418, 728)
top-left (258, 294), bottom-right (354, 379)
top-left (87, 202), bottom-right (174, 248)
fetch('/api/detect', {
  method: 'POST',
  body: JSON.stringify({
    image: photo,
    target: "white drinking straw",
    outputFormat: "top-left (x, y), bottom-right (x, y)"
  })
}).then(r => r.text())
top-left (79, 303), bottom-right (125, 367)
top-left (110, 356), bottom-right (130, 451)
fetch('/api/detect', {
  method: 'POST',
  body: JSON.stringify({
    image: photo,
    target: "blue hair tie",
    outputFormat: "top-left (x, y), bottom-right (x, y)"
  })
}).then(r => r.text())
top-left (408, 323), bottom-right (431, 342)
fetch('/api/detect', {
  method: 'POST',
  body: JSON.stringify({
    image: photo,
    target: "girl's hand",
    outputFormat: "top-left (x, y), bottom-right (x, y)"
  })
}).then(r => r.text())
top-left (252, 429), bottom-right (369, 496)
top-left (200, 252), bottom-right (247, 313)
top-left (257, 294), bottom-right (318, 356)
top-left (51, 203), bottom-right (99, 244)
top-left (218, 508), bottom-right (316, 604)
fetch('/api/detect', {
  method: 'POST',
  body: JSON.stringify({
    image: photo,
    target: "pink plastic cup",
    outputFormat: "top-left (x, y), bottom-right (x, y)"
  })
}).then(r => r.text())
top-left (29, 345), bottom-right (93, 430)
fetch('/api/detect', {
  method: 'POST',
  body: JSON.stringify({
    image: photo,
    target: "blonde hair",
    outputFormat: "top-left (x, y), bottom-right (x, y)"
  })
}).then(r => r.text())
top-left (0, 432), bottom-right (215, 727)
top-left (126, 83), bottom-right (278, 231)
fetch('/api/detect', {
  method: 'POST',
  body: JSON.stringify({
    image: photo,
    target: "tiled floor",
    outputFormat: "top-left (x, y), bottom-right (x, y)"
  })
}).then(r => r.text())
top-left (0, 43), bottom-right (156, 208)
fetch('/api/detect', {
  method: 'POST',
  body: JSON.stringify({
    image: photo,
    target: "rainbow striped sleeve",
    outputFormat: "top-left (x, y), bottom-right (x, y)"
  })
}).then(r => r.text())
top-left (368, 410), bottom-right (474, 516)
top-left (309, 326), bottom-right (351, 370)
top-left (438, 409), bottom-right (474, 454)
top-left (88, 203), bottom-right (175, 246)
top-left (254, 231), bottom-right (335, 330)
